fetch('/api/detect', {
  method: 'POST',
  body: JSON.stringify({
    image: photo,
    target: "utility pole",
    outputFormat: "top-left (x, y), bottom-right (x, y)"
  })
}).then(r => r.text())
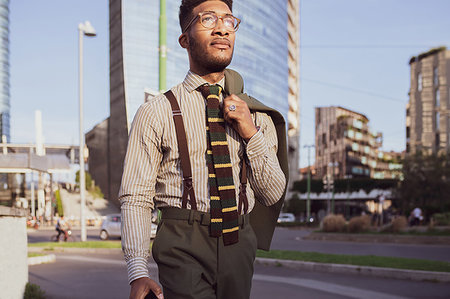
top-left (304, 144), bottom-right (314, 222)
top-left (159, 0), bottom-right (167, 93)
top-left (328, 161), bottom-right (338, 214)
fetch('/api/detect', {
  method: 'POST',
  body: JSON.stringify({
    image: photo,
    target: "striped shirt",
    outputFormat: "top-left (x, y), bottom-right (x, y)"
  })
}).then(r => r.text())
top-left (119, 71), bottom-right (286, 284)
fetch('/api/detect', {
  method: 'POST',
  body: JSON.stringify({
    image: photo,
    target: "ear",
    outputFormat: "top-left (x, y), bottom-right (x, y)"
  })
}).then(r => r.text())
top-left (179, 33), bottom-right (189, 49)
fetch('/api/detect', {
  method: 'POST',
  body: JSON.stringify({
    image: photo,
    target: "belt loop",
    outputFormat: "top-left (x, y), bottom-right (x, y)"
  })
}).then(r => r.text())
top-left (188, 209), bottom-right (194, 225)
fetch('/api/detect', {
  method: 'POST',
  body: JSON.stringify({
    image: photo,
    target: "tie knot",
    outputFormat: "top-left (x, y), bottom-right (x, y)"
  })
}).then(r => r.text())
top-left (197, 84), bottom-right (222, 99)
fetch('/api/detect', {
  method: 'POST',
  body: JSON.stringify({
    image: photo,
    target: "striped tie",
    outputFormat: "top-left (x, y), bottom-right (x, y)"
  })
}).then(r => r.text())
top-left (199, 84), bottom-right (239, 246)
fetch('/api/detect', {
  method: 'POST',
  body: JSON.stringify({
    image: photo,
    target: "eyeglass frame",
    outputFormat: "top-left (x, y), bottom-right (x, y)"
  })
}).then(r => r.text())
top-left (182, 11), bottom-right (241, 33)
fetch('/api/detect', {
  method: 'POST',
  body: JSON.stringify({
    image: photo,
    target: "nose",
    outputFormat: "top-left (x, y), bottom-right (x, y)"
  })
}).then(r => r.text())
top-left (212, 17), bottom-right (229, 36)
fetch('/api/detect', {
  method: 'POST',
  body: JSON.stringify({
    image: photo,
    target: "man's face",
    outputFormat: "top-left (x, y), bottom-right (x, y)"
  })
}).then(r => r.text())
top-left (184, 1), bottom-right (236, 73)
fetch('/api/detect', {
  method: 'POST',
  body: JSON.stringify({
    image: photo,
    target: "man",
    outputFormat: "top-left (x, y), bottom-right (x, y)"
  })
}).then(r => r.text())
top-left (55, 216), bottom-right (68, 242)
top-left (119, 1), bottom-right (287, 298)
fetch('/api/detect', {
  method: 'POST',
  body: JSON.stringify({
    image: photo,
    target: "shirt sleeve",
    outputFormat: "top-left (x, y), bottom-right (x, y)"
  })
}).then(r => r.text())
top-left (245, 112), bottom-right (286, 206)
top-left (118, 103), bottom-right (163, 284)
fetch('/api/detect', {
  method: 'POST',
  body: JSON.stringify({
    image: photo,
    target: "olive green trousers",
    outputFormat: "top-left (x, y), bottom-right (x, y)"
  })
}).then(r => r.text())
top-left (152, 208), bottom-right (257, 299)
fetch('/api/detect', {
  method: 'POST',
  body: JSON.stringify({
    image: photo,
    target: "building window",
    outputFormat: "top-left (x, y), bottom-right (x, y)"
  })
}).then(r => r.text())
top-left (355, 132), bottom-right (363, 140)
top-left (418, 72), bottom-right (422, 92)
top-left (434, 67), bottom-right (439, 86)
top-left (361, 156), bottom-right (367, 164)
top-left (352, 143), bottom-right (359, 151)
top-left (436, 89), bottom-right (440, 107)
top-left (436, 111), bottom-right (440, 131)
top-left (436, 133), bottom-right (440, 150)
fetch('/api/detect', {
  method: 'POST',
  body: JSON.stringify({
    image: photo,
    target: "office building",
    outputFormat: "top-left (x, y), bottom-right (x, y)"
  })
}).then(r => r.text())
top-left (315, 106), bottom-right (402, 180)
top-left (0, 0), bottom-right (10, 141)
top-left (407, 47), bottom-right (450, 154)
top-left (89, 0), bottom-right (293, 202)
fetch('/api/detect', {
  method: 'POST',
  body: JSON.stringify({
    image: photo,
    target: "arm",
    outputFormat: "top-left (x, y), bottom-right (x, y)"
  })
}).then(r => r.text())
top-left (118, 103), bottom-right (164, 298)
top-left (223, 95), bottom-right (286, 206)
top-left (244, 112), bottom-right (286, 205)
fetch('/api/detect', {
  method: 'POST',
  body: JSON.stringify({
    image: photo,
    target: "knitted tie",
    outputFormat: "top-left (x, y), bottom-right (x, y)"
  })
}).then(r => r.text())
top-left (199, 84), bottom-right (239, 246)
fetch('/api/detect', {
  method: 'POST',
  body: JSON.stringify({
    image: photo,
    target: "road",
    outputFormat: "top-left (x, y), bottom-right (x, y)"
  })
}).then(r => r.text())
top-left (29, 252), bottom-right (450, 299)
top-left (28, 227), bottom-right (450, 262)
top-left (271, 227), bottom-right (450, 262)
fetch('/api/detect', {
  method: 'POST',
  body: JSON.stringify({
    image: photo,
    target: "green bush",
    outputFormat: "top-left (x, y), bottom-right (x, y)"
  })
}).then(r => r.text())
top-left (75, 170), bottom-right (93, 190)
top-left (55, 189), bottom-right (63, 217)
top-left (432, 213), bottom-right (450, 226)
top-left (24, 283), bottom-right (46, 299)
top-left (348, 215), bottom-right (371, 233)
top-left (322, 214), bottom-right (346, 232)
top-left (391, 216), bottom-right (408, 233)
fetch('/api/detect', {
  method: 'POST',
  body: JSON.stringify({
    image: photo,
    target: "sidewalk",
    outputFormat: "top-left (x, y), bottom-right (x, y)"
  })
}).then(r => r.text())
top-left (28, 246), bottom-right (450, 283)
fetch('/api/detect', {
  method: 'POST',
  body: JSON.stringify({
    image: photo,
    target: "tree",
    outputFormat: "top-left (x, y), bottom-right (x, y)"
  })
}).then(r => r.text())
top-left (75, 170), bottom-right (93, 190)
top-left (396, 151), bottom-right (450, 218)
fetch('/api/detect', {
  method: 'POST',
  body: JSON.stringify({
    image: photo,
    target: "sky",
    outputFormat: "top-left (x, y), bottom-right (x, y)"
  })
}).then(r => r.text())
top-left (9, 0), bottom-right (450, 168)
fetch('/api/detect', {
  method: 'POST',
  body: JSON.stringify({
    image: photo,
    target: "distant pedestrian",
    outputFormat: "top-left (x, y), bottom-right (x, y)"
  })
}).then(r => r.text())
top-left (409, 207), bottom-right (423, 226)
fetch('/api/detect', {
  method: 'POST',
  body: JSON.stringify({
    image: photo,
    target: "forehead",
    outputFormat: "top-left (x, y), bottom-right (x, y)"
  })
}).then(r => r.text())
top-left (192, 1), bottom-right (232, 15)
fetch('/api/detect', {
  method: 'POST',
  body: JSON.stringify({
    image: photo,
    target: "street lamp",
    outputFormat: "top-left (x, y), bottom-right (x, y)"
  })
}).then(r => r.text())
top-left (304, 144), bottom-right (315, 222)
top-left (78, 21), bottom-right (96, 242)
top-left (327, 161), bottom-right (339, 214)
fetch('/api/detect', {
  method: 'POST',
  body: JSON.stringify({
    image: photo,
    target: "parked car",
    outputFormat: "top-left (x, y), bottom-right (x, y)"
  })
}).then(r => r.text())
top-left (277, 213), bottom-right (296, 223)
top-left (100, 213), bottom-right (157, 240)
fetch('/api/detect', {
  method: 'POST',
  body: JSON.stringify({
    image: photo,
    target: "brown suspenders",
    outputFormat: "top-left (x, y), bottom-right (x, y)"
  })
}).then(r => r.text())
top-left (164, 90), bottom-right (248, 214)
top-left (165, 90), bottom-right (197, 210)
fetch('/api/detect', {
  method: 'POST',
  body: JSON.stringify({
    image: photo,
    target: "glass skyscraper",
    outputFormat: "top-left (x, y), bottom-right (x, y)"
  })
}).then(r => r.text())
top-left (0, 0), bottom-right (10, 141)
top-left (104, 0), bottom-right (290, 201)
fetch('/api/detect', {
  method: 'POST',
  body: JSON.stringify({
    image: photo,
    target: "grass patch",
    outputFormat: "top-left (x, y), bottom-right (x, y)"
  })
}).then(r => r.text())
top-left (28, 252), bottom-right (47, 257)
top-left (28, 241), bottom-right (121, 249)
top-left (315, 230), bottom-right (450, 236)
top-left (24, 283), bottom-right (46, 299)
top-left (256, 250), bottom-right (450, 273)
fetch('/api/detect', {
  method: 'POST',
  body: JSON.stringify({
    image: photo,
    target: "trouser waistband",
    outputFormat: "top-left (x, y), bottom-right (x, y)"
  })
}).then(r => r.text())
top-left (160, 207), bottom-right (249, 227)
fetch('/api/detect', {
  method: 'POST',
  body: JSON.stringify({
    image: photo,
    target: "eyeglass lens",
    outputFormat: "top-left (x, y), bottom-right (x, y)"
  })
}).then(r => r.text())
top-left (201, 13), bottom-right (238, 30)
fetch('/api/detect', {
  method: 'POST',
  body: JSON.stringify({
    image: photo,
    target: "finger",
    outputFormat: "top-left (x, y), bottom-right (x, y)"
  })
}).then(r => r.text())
top-left (149, 282), bottom-right (164, 299)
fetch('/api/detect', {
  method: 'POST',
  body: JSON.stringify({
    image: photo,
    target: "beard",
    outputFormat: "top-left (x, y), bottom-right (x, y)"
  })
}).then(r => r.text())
top-left (188, 34), bottom-right (234, 73)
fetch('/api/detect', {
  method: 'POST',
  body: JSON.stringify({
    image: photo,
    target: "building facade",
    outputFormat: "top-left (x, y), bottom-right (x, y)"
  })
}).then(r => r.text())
top-left (0, 0), bottom-right (10, 141)
top-left (94, 0), bottom-right (292, 203)
top-left (287, 0), bottom-right (301, 186)
top-left (315, 106), bottom-right (402, 180)
top-left (407, 47), bottom-right (450, 154)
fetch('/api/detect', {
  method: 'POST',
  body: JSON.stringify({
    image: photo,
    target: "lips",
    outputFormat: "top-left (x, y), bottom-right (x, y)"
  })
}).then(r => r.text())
top-left (211, 38), bottom-right (231, 49)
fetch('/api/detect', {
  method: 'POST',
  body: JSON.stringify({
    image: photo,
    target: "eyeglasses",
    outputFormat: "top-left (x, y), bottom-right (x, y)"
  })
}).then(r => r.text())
top-left (183, 11), bottom-right (241, 33)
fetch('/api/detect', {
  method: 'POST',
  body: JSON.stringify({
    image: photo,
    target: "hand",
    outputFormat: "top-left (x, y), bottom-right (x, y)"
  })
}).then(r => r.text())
top-left (129, 277), bottom-right (163, 299)
top-left (223, 94), bottom-right (258, 141)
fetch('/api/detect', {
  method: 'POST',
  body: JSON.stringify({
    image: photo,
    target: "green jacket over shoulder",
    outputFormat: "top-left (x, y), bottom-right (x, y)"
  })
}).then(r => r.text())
top-left (224, 69), bottom-right (289, 251)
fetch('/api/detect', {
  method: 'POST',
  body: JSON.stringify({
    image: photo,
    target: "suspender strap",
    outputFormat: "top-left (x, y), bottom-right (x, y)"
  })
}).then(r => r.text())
top-left (238, 160), bottom-right (249, 215)
top-left (164, 89), bottom-right (249, 214)
top-left (164, 90), bottom-right (197, 210)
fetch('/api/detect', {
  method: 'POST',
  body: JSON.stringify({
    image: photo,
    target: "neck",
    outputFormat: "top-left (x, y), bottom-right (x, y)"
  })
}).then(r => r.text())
top-left (190, 67), bottom-right (225, 84)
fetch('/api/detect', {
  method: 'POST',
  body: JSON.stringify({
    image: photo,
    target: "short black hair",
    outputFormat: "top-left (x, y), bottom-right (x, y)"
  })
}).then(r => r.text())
top-left (179, 0), bottom-right (233, 33)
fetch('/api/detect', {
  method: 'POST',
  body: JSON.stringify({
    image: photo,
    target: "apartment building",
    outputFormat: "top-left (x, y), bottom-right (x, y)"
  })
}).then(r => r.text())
top-left (315, 106), bottom-right (402, 180)
top-left (407, 47), bottom-right (450, 154)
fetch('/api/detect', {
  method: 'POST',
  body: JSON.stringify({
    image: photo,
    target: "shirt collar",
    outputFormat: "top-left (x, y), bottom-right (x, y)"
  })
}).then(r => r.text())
top-left (182, 70), bottom-right (225, 93)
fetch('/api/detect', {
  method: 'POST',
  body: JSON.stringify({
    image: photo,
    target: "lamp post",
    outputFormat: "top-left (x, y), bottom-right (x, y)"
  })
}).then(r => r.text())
top-left (304, 144), bottom-right (314, 222)
top-left (327, 161), bottom-right (338, 214)
top-left (78, 21), bottom-right (96, 242)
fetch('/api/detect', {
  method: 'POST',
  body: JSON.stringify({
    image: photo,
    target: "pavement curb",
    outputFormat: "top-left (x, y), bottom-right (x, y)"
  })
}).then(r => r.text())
top-left (28, 254), bottom-right (56, 266)
top-left (255, 257), bottom-right (450, 283)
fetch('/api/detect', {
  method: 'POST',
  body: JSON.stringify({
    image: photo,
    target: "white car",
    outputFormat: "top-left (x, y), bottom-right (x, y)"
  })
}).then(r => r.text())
top-left (277, 213), bottom-right (296, 223)
top-left (100, 213), bottom-right (157, 240)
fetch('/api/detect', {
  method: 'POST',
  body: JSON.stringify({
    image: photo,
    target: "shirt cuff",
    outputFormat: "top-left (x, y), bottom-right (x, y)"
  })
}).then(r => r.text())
top-left (245, 130), bottom-right (267, 160)
top-left (126, 256), bottom-right (150, 284)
